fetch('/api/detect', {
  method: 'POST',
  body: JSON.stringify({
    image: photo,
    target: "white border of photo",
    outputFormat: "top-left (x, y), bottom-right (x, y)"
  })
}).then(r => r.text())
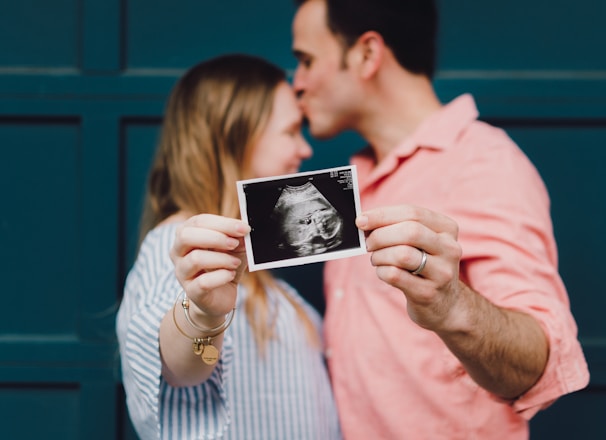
top-left (236, 165), bottom-right (367, 271)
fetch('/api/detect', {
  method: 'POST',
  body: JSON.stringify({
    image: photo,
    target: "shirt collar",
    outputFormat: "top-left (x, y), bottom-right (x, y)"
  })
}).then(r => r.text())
top-left (393, 93), bottom-right (480, 158)
top-left (352, 94), bottom-right (480, 189)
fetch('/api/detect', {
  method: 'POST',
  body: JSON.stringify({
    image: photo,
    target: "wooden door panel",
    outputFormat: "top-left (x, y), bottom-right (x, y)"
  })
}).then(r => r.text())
top-left (0, 0), bottom-right (604, 438)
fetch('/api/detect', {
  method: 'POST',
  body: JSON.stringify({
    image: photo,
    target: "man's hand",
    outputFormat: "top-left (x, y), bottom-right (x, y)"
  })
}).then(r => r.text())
top-left (356, 204), bottom-right (463, 332)
top-left (356, 205), bottom-right (548, 399)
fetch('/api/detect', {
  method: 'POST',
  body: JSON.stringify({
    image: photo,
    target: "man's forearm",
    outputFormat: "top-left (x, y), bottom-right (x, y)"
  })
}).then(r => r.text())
top-left (436, 281), bottom-right (549, 399)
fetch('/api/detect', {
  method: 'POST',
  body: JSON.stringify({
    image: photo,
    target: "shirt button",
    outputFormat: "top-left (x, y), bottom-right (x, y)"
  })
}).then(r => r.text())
top-left (334, 289), bottom-right (344, 299)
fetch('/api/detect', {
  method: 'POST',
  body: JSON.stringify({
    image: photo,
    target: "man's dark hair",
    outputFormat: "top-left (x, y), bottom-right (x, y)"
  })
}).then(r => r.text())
top-left (295, 0), bottom-right (438, 78)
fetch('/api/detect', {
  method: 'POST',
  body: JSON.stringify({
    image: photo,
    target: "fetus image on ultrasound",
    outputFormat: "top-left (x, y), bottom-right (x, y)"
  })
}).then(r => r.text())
top-left (271, 182), bottom-right (344, 258)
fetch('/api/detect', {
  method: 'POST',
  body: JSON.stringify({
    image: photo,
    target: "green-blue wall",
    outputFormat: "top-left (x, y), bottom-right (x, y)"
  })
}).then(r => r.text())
top-left (1, 0), bottom-right (604, 438)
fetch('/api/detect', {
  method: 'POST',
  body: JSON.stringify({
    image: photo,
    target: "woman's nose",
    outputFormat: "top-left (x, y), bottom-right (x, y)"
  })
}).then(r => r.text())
top-left (298, 136), bottom-right (313, 159)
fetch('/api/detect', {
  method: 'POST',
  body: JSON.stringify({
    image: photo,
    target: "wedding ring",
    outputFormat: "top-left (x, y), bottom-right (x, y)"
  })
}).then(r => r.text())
top-left (410, 249), bottom-right (427, 275)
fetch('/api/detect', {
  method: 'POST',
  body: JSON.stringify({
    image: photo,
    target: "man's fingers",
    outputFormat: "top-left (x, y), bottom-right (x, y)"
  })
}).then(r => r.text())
top-left (357, 205), bottom-right (458, 238)
top-left (363, 221), bottom-right (429, 251)
top-left (369, 244), bottom-right (428, 272)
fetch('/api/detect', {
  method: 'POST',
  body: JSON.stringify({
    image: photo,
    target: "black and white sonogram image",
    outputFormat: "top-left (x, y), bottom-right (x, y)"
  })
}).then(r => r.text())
top-left (237, 166), bottom-right (366, 271)
top-left (272, 181), bottom-right (344, 256)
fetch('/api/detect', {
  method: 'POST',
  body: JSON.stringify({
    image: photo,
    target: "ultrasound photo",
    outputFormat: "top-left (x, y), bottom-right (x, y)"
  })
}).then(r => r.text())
top-left (237, 165), bottom-right (367, 271)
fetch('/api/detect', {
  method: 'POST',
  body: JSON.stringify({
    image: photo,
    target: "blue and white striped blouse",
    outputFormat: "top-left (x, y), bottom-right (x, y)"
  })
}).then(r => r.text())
top-left (116, 223), bottom-right (341, 440)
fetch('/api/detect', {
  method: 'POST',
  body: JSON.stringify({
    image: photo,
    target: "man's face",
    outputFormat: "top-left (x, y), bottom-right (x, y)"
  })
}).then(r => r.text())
top-left (292, 0), bottom-right (357, 139)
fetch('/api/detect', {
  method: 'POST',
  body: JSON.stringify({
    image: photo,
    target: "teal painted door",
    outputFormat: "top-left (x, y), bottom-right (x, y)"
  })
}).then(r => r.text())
top-left (0, 1), bottom-right (604, 438)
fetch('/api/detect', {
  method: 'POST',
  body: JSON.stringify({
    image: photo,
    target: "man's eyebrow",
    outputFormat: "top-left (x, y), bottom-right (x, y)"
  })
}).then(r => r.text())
top-left (292, 49), bottom-right (307, 59)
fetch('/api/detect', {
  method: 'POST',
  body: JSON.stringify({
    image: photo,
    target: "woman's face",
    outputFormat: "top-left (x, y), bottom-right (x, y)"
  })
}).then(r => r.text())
top-left (249, 82), bottom-right (313, 178)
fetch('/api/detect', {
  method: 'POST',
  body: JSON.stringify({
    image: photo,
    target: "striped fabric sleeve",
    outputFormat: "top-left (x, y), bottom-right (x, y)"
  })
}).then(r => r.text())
top-left (118, 223), bottom-right (234, 439)
top-left (123, 296), bottom-right (172, 431)
top-left (122, 294), bottom-right (235, 439)
top-left (159, 334), bottom-right (234, 439)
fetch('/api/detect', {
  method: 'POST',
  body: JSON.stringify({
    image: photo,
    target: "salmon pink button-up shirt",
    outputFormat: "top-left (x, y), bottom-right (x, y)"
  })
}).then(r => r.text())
top-left (324, 94), bottom-right (589, 440)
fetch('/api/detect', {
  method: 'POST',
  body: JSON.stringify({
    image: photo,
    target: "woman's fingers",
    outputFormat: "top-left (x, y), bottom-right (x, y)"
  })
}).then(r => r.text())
top-left (176, 248), bottom-right (243, 280)
top-left (171, 214), bottom-right (250, 262)
top-left (169, 213), bottom-right (251, 317)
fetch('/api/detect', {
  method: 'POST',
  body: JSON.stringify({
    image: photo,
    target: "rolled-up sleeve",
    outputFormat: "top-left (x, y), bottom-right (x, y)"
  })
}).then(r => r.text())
top-left (451, 134), bottom-right (590, 417)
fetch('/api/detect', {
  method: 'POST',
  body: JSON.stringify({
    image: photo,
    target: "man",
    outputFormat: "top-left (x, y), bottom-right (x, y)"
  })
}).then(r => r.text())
top-left (291, 0), bottom-right (589, 438)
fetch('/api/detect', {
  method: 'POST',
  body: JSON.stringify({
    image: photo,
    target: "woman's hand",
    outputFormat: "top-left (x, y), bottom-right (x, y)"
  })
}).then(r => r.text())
top-left (170, 214), bottom-right (251, 326)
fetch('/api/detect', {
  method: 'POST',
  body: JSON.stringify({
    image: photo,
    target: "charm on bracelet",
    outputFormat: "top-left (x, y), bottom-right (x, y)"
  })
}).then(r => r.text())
top-left (172, 292), bottom-right (235, 365)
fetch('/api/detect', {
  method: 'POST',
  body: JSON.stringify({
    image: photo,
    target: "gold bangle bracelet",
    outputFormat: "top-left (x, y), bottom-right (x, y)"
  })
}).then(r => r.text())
top-left (181, 292), bottom-right (235, 334)
top-left (171, 294), bottom-right (235, 365)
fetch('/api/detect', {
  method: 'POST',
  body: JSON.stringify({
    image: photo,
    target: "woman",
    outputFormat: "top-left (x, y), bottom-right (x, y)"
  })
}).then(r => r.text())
top-left (116, 54), bottom-right (341, 440)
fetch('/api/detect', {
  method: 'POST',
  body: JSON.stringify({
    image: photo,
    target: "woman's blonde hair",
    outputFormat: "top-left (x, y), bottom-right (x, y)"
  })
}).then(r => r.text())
top-left (140, 54), bottom-right (316, 352)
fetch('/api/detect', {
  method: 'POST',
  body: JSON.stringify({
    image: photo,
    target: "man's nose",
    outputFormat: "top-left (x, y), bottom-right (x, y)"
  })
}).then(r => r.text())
top-left (292, 67), bottom-right (305, 96)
